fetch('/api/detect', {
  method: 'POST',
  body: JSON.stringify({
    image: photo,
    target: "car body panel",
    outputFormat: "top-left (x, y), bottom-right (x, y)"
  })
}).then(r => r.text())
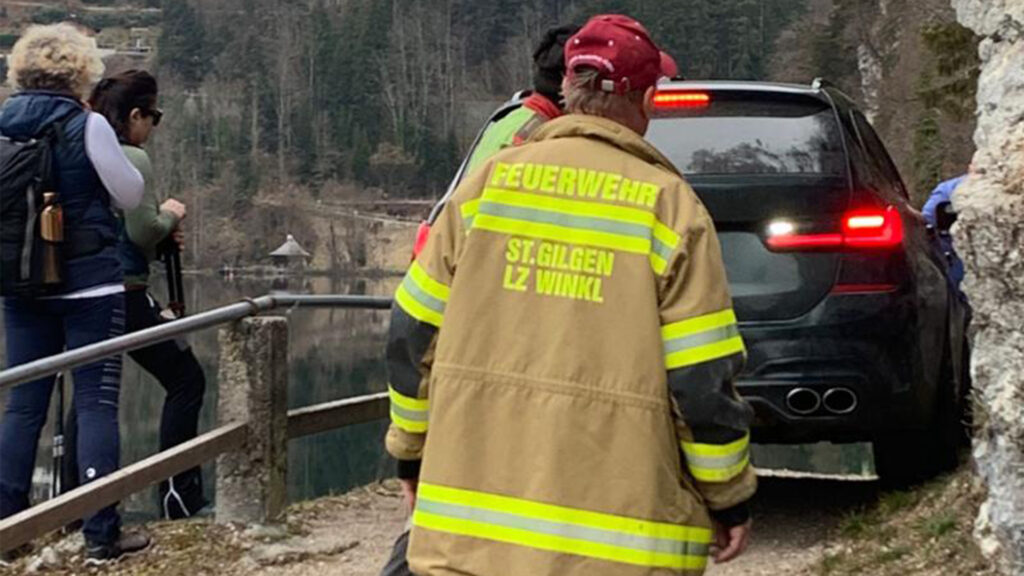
top-left (423, 80), bottom-right (969, 445)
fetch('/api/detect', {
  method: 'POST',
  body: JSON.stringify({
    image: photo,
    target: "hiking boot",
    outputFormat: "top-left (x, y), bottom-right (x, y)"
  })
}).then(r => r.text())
top-left (0, 543), bottom-right (32, 567)
top-left (84, 531), bottom-right (151, 565)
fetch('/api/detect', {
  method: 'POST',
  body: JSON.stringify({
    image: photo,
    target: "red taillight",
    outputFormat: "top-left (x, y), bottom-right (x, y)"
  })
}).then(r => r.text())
top-left (766, 233), bottom-right (842, 250)
top-left (766, 207), bottom-right (903, 251)
top-left (841, 207), bottom-right (903, 248)
top-left (412, 221), bottom-right (430, 260)
top-left (652, 91), bottom-right (711, 109)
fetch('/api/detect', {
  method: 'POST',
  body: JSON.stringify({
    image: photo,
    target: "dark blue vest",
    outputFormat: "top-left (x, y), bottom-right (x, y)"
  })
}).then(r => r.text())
top-left (0, 92), bottom-right (122, 293)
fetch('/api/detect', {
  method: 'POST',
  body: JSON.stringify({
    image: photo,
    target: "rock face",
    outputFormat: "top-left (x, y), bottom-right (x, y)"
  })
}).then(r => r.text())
top-left (951, 1), bottom-right (1024, 574)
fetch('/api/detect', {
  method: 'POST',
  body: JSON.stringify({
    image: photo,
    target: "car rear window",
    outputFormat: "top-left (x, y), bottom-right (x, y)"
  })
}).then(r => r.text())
top-left (647, 92), bottom-right (846, 176)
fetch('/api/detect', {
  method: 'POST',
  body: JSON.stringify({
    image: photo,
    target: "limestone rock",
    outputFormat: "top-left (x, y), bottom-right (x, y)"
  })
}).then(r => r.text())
top-left (952, 1), bottom-right (1024, 574)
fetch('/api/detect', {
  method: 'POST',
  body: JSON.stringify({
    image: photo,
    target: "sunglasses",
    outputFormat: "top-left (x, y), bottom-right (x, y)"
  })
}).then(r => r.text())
top-left (143, 108), bottom-right (163, 126)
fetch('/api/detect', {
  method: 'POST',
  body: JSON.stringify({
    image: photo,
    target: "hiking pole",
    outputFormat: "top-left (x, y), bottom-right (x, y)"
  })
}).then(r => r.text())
top-left (51, 372), bottom-right (65, 499)
top-left (158, 234), bottom-right (186, 318)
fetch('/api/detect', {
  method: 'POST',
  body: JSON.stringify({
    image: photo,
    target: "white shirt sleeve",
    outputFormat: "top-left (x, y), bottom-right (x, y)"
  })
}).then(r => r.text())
top-left (84, 112), bottom-right (144, 210)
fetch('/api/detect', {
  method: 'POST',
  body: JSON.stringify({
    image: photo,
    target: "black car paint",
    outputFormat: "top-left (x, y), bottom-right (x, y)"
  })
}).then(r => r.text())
top-left (429, 81), bottom-right (969, 446)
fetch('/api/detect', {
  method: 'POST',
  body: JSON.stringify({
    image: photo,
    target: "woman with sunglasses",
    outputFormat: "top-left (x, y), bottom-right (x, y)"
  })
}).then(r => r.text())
top-left (69, 70), bottom-right (209, 519)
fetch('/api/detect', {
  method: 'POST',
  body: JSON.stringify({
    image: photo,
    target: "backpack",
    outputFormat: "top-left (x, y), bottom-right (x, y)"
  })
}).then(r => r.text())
top-left (0, 117), bottom-right (70, 297)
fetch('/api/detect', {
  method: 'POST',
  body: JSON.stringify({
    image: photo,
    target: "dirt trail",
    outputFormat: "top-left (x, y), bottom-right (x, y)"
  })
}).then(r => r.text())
top-left (0, 477), bottom-right (878, 575)
top-left (708, 477), bottom-right (878, 575)
top-left (262, 477), bottom-right (880, 576)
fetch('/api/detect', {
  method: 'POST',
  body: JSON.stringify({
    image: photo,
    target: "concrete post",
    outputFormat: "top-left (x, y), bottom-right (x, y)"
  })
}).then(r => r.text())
top-left (215, 316), bottom-right (289, 525)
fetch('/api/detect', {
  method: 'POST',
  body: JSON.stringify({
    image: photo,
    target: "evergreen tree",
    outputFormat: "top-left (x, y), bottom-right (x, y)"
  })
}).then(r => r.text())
top-left (157, 0), bottom-right (210, 88)
top-left (920, 22), bottom-right (980, 121)
top-left (912, 101), bottom-right (944, 198)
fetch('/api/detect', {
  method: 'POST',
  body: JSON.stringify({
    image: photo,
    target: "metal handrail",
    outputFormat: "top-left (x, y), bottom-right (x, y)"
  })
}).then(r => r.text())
top-left (0, 294), bottom-right (393, 391)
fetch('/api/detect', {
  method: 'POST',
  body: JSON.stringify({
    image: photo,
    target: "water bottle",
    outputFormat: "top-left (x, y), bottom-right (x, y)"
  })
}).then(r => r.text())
top-left (39, 192), bottom-right (64, 286)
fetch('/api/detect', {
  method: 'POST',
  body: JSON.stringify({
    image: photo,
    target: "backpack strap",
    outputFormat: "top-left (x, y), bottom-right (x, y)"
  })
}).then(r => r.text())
top-left (36, 110), bottom-right (83, 201)
top-left (45, 111), bottom-right (79, 147)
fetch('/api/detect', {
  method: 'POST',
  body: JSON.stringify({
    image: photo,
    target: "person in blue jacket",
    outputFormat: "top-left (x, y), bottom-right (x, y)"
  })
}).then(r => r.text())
top-left (0, 23), bottom-right (150, 565)
top-left (922, 172), bottom-right (968, 290)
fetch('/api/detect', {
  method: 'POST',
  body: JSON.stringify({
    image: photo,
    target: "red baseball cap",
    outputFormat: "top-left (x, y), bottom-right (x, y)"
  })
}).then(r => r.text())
top-left (564, 14), bottom-right (666, 94)
top-left (659, 51), bottom-right (679, 80)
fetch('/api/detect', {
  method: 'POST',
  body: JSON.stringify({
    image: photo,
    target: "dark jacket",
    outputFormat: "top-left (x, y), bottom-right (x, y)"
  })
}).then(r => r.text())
top-left (0, 92), bottom-right (122, 293)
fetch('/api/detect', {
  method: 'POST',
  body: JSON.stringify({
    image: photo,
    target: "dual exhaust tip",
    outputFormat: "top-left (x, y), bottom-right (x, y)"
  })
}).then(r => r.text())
top-left (785, 387), bottom-right (858, 415)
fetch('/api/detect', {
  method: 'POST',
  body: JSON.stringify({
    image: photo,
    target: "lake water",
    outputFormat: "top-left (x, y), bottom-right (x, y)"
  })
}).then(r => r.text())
top-left (0, 273), bottom-right (872, 522)
top-left (0, 273), bottom-right (400, 520)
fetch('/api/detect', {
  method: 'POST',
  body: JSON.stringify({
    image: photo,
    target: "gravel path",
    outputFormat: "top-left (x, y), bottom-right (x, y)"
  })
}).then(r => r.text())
top-left (282, 476), bottom-right (880, 576)
top-left (0, 476), bottom-right (879, 575)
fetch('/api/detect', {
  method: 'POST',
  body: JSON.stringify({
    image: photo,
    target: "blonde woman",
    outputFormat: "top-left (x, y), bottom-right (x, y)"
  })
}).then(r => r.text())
top-left (0, 23), bottom-right (149, 564)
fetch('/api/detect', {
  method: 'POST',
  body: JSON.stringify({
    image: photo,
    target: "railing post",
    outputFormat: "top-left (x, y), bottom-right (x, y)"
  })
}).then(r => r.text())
top-left (215, 316), bottom-right (289, 525)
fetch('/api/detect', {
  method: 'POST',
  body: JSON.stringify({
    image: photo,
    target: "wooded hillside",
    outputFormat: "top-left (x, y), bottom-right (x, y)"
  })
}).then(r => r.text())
top-left (1, 0), bottom-right (980, 269)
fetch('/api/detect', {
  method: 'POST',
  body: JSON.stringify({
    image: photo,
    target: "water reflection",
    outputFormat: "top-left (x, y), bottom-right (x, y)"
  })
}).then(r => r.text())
top-left (0, 273), bottom-right (873, 522)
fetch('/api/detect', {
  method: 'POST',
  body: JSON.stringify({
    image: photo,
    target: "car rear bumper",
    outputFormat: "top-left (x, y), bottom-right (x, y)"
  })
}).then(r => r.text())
top-left (737, 289), bottom-right (934, 444)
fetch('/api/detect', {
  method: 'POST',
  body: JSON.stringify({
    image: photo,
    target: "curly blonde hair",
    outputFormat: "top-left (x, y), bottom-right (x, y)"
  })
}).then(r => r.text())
top-left (8, 23), bottom-right (105, 98)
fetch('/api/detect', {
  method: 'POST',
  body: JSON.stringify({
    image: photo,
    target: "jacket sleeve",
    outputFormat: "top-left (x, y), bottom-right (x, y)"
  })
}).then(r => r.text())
top-left (385, 166), bottom-right (479, 479)
top-left (655, 180), bottom-right (756, 525)
top-left (123, 149), bottom-right (179, 257)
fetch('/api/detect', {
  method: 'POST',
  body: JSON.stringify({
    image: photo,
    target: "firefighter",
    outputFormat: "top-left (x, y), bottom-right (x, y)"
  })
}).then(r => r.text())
top-left (385, 14), bottom-right (756, 576)
top-left (464, 27), bottom-right (679, 179)
top-left (462, 24), bottom-right (580, 176)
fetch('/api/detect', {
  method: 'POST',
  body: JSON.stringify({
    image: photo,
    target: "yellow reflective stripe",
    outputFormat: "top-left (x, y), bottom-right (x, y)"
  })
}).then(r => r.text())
top-left (414, 482), bottom-right (711, 570)
top-left (662, 309), bottom-right (737, 341)
top-left (650, 253), bottom-right (669, 275)
top-left (390, 410), bottom-right (428, 433)
top-left (652, 221), bottom-right (681, 252)
top-left (394, 261), bottom-right (449, 328)
top-left (665, 335), bottom-right (745, 370)
top-left (662, 310), bottom-right (745, 369)
top-left (414, 510), bottom-right (707, 570)
top-left (650, 221), bottom-right (680, 276)
top-left (474, 212), bottom-right (651, 254)
top-left (417, 483), bottom-right (708, 543)
top-left (473, 187), bottom-right (682, 275)
top-left (389, 384), bottom-right (429, 412)
top-left (474, 186), bottom-right (653, 253)
top-left (389, 385), bottom-right (429, 433)
top-left (461, 199), bottom-right (481, 230)
top-left (484, 188), bottom-right (656, 227)
top-left (408, 261), bottom-right (450, 303)
top-left (682, 433), bottom-right (750, 458)
top-left (395, 283), bottom-right (444, 328)
top-left (685, 454), bottom-right (750, 483)
top-left (681, 434), bottom-right (750, 483)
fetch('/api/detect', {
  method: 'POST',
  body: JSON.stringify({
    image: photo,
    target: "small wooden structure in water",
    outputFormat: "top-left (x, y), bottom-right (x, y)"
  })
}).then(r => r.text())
top-left (269, 234), bottom-right (312, 271)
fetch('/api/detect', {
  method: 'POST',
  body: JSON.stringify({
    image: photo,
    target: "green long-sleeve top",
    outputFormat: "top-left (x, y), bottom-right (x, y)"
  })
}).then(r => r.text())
top-left (122, 145), bottom-right (179, 286)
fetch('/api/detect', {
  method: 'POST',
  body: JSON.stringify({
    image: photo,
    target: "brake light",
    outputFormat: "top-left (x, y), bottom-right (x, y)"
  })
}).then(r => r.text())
top-left (766, 233), bottom-right (843, 250)
top-left (766, 207), bottom-right (903, 251)
top-left (652, 91), bottom-right (711, 109)
top-left (412, 221), bottom-right (430, 260)
top-left (841, 207), bottom-right (903, 248)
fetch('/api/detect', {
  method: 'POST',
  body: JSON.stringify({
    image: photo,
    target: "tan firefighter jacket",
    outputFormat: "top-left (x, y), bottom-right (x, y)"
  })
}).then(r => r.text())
top-left (385, 114), bottom-right (757, 576)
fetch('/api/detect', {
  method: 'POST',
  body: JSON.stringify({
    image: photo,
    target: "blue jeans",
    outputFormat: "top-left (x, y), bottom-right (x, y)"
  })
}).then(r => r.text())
top-left (0, 294), bottom-right (125, 546)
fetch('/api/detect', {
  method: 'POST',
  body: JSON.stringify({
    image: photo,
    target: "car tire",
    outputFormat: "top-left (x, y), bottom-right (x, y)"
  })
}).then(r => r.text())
top-left (873, 337), bottom-right (967, 486)
top-left (872, 432), bottom-right (933, 487)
